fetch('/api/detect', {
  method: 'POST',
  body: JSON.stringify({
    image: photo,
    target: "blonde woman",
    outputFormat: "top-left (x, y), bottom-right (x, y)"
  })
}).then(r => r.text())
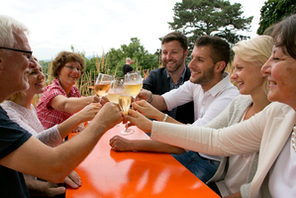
top-left (204, 35), bottom-right (272, 197)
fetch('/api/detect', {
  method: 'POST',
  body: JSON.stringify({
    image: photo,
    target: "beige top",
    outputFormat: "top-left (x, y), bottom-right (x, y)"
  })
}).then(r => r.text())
top-left (151, 102), bottom-right (296, 198)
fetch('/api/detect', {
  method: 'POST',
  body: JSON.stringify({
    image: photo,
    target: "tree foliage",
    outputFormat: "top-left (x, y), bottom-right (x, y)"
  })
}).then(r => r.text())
top-left (257, 0), bottom-right (296, 35)
top-left (168, 0), bottom-right (253, 49)
top-left (93, 37), bottom-right (159, 77)
top-left (41, 37), bottom-right (160, 82)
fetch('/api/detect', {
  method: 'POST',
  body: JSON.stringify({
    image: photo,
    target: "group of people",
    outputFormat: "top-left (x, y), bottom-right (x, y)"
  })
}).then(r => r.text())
top-left (0, 12), bottom-right (296, 198)
top-left (110, 33), bottom-right (272, 198)
top-left (0, 15), bottom-right (122, 198)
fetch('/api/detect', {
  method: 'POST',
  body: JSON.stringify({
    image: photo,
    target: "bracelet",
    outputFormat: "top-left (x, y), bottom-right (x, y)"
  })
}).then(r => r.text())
top-left (162, 114), bottom-right (168, 122)
top-left (148, 94), bottom-right (153, 103)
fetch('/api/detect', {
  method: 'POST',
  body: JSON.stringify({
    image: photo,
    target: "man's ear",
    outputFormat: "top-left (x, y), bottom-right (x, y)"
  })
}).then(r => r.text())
top-left (215, 61), bottom-right (226, 73)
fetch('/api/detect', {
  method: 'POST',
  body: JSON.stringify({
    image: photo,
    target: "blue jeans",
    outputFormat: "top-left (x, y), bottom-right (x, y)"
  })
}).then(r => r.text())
top-left (171, 151), bottom-right (220, 183)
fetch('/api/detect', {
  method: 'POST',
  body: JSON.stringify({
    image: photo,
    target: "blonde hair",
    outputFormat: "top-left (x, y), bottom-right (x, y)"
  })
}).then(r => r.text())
top-left (232, 35), bottom-right (273, 66)
top-left (232, 35), bottom-right (273, 95)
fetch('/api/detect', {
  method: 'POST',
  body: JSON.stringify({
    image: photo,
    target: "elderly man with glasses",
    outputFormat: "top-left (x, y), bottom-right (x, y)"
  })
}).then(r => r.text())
top-left (0, 15), bottom-right (122, 197)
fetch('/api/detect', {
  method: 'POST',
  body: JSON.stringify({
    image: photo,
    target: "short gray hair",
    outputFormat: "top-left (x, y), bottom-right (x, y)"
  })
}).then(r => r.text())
top-left (0, 15), bottom-right (28, 48)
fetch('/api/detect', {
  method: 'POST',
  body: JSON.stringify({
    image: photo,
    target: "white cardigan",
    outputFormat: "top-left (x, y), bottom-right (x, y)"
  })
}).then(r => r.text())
top-left (204, 94), bottom-right (257, 197)
top-left (151, 102), bottom-right (296, 198)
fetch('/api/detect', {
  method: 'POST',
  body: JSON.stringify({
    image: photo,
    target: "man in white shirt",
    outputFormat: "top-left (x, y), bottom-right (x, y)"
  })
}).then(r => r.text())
top-left (141, 35), bottom-right (238, 125)
top-left (136, 35), bottom-right (239, 182)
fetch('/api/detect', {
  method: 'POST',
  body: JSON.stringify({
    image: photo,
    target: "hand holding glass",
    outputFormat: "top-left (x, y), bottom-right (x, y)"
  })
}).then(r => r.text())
top-left (119, 71), bottom-right (143, 135)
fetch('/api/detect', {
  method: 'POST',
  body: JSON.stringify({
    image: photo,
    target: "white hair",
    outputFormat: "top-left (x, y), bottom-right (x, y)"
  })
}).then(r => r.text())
top-left (0, 15), bottom-right (28, 47)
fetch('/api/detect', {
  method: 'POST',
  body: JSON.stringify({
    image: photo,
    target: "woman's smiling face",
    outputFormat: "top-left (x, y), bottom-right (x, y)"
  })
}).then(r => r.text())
top-left (28, 59), bottom-right (45, 95)
top-left (231, 55), bottom-right (265, 95)
top-left (261, 46), bottom-right (296, 107)
top-left (58, 61), bottom-right (82, 89)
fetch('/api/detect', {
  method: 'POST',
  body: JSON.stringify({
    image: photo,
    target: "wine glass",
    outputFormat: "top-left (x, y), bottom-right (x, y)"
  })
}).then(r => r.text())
top-left (94, 73), bottom-right (113, 97)
top-left (107, 78), bottom-right (124, 128)
top-left (118, 91), bottom-right (133, 135)
top-left (119, 71), bottom-right (143, 135)
top-left (107, 78), bottom-right (124, 104)
top-left (123, 71), bottom-right (143, 98)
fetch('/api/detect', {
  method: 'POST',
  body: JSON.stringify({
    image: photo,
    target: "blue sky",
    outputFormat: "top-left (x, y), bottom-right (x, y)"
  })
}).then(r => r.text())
top-left (0, 0), bottom-right (266, 60)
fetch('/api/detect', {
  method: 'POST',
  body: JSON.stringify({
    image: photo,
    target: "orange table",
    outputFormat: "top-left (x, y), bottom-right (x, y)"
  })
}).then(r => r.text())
top-left (66, 124), bottom-right (220, 198)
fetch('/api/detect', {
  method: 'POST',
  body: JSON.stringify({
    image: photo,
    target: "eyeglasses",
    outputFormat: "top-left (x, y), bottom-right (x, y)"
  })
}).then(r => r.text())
top-left (64, 65), bottom-right (82, 73)
top-left (0, 46), bottom-right (33, 59)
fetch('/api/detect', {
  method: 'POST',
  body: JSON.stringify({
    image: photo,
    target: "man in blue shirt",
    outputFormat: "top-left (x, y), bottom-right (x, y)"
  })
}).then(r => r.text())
top-left (143, 32), bottom-right (194, 124)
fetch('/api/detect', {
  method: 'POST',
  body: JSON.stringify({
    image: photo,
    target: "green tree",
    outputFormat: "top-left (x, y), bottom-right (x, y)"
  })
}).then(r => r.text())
top-left (168, 0), bottom-right (253, 49)
top-left (107, 37), bottom-right (159, 77)
top-left (39, 38), bottom-right (160, 86)
top-left (257, 0), bottom-right (296, 35)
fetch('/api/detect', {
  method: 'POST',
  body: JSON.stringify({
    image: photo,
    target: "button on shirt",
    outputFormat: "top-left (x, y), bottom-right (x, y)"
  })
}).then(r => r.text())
top-left (165, 67), bottom-right (187, 119)
top-left (163, 72), bottom-right (239, 126)
top-left (162, 72), bottom-right (239, 161)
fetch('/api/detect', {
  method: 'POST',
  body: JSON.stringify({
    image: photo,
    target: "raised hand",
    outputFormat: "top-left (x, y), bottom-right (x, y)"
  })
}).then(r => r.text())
top-left (135, 89), bottom-right (152, 102)
top-left (92, 95), bottom-right (101, 103)
top-left (100, 96), bottom-right (110, 106)
top-left (94, 102), bottom-right (123, 131)
top-left (76, 103), bottom-right (102, 122)
top-left (124, 109), bottom-right (152, 133)
top-left (132, 100), bottom-right (164, 121)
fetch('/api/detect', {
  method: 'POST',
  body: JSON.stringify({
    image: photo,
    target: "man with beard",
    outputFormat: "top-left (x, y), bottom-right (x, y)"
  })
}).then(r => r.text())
top-left (139, 35), bottom-right (238, 127)
top-left (112, 35), bottom-right (238, 182)
top-left (143, 32), bottom-right (194, 124)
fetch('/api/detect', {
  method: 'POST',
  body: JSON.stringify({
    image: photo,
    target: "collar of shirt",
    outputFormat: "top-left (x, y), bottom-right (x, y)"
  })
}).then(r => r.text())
top-left (165, 66), bottom-right (187, 89)
top-left (205, 72), bottom-right (233, 97)
top-left (53, 78), bottom-right (79, 97)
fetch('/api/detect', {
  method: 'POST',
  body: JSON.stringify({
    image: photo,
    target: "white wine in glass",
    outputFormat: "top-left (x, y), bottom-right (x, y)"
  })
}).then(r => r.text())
top-left (107, 78), bottom-right (124, 104)
top-left (107, 92), bottom-right (120, 104)
top-left (118, 91), bottom-right (133, 135)
top-left (118, 95), bottom-right (132, 115)
top-left (124, 71), bottom-right (143, 98)
top-left (94, 73), bottom-right (113, 96)
top-left (124, 83), bottom-right (142, 98)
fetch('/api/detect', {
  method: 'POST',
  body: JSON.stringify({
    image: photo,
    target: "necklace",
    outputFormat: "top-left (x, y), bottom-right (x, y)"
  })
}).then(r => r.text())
top-left (291, 126), bottom-right (296, 152)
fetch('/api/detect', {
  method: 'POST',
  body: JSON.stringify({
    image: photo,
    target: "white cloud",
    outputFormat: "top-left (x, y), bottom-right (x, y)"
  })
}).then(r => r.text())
top-left (0, 0), bottom-right (266, 60)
